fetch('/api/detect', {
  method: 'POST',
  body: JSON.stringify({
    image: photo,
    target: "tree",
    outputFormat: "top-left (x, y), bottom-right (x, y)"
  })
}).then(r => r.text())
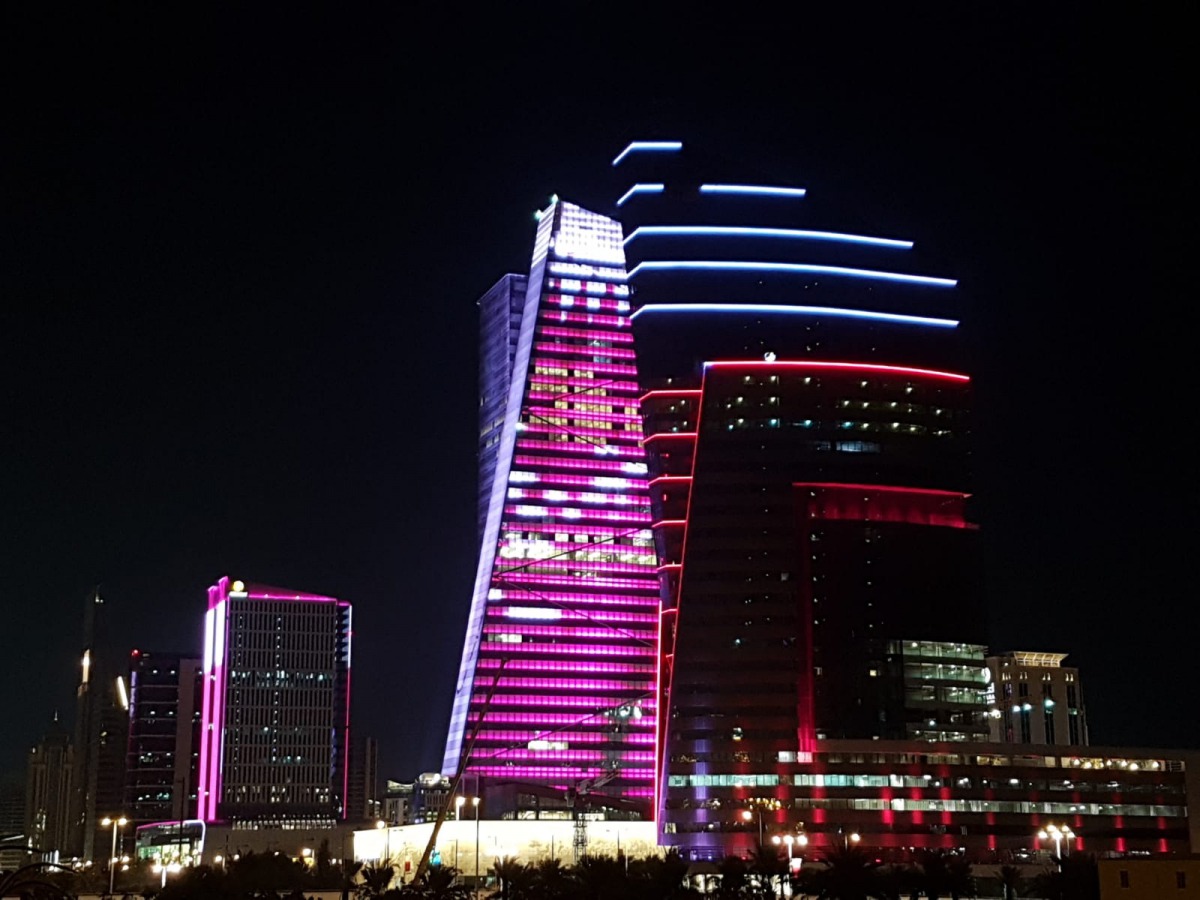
top-left (805, 846), bottom-right (878, 900)
top-left (358, 863), bottom-right (397, 898)
top-left (997, 865), bottom-right (1023, 900)
top-left (748, 843), bottom-right (786, 900)
top-left (493, 855), bottom-right (528, 900)
top-left (716, 855), bottom-right (749, 899)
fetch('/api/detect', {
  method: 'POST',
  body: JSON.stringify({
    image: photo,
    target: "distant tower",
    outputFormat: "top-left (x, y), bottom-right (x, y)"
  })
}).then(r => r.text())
top-left (987, 650), bottom-right (1088, 745)
top-left (197, 576), bottom-right (352, 823)
top-left (25, 718), bottom-right (74, 861)
top-left (124, 650), bottom-right (203, 826)
top-left (69, 588), bottom-right (126, 860)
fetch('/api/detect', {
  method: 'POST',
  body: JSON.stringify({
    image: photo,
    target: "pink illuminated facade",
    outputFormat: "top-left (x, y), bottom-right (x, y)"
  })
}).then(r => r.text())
top-left (444, 200), bottom-right (659, 812)
top-left (198, 576), bottom-right (351, 823)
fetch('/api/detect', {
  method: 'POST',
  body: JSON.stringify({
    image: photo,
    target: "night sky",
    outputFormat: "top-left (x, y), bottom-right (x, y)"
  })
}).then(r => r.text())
top-left (2, 7), bottom-right (1190, 780)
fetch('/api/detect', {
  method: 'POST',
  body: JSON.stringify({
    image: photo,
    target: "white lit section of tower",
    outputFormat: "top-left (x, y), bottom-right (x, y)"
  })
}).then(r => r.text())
top-left (444, 200), bottom-right (659, 808)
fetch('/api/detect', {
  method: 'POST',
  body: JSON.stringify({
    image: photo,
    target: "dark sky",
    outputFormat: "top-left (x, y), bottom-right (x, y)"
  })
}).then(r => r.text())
top-left (1, 7), bottom-right (1190, 779)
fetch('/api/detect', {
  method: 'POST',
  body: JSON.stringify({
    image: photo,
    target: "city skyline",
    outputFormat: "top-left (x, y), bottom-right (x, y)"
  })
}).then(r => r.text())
top-left (2, 5), bottom-right (1189, 787)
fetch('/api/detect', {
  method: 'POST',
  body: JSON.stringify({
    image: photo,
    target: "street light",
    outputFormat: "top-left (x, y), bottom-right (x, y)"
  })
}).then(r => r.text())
top-left (742, 808), bottom-right (764, 846)
top-left (473, 796), bottom-right (481, 900)
top-left (771, 833), bottom-right (808, 897)
top-left (100, 816), bottom-right (128, 895)
top-left (376, 819), bottom-right (391, 864)
top-left (1037, 823), bottom-right (1075, 858)
top-left (843, 831), bottom-right (861, 849)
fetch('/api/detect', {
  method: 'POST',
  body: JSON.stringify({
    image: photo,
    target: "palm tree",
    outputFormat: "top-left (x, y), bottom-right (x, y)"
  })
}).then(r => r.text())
top-left (529, 857), bottom-right (571, 900)
top-left (571, 853), bottom-right (627, 900)
top-left (716, 854), bottom-right (749, 899)
top-left (997, 864), bottom-right (1023, 900)
top-left (358, 863), bottom-right (396, 898)
top-left (493, 855), bottom-right (528, 900)
top-left (748, 843), bottom-right (786, 899)
top-left (806, 845), bottom-right (878, 900)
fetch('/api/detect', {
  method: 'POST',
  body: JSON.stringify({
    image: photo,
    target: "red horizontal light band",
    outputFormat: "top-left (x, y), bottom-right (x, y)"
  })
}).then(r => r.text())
top-left (705, 360), bottom-right (970, 382)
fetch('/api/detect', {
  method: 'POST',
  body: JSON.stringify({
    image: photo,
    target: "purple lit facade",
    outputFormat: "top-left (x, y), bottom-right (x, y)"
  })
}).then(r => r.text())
top-left (444, 201), bottom-right (659, 811)
top-left (198, 576), bottom-right (351, 823)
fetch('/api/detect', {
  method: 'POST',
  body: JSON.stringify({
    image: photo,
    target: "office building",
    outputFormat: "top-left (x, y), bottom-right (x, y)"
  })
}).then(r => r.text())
top-left (987, 651), bottom-right (1088, 746)
top-left (124, 651), bottom-right (203, 827)
top-left (198, 576), bottom-right (352, 824)
top-left (24, 719), bottom-right (74, 861)
top-left (0, 774), bottom-right (27, 870)
top-left (478, 273), bottom-right (529, 546)
top-left (347, 735), bottom-right (380, 822)
top-left (443, 200), bottom-right (659, 814)
top-left (609, 139), bottom-right (987, 855)
top-left (68, 589), bottom-right (129, 861)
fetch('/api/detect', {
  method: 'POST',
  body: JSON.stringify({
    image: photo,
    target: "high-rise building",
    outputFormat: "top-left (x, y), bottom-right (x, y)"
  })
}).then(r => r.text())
top-left (0, 773), bottom-right (27, 870)
top-left (25, 719), bottom-right (74, 861)
top-left (609, 139), bottom-right (985, 856)
top-left (68, 589), bottom-right (129, 861)
top-left (346, 735), bottom-right (380, 822)
top-left (987, 650), bottom-right (1088, 746)
top-left (124, 651), bottom-right (203, 827)
top-left (478, 273), bottom-right (529, 546)
top-left (444, 201), bottom-right (659, 815)
top-left (197, 576), bottom-right (352, 824)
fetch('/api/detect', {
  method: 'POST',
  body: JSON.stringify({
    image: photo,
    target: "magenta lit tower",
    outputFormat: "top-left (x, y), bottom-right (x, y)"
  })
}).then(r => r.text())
top-left (198, 576), bottom-right (352, 823)
top-left (443, 200), bottom-right (659, 815)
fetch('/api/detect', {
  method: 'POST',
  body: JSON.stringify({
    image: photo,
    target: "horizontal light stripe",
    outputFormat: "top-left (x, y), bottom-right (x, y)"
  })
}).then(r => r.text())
top-left (629, 260), bottom-right (957, 287)
top-left (625, 225), bottom-right (910, 249)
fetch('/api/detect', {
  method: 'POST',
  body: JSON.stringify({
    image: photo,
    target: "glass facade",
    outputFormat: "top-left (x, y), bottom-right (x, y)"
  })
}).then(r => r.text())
top-left (444, 201), bottom-right (659, 809)
top-left (197, 576), bottom-right (351, 823)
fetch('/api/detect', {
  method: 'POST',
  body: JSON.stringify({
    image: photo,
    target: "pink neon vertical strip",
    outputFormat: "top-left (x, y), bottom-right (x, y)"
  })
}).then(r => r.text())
top-left (341, 602), bottom-right (352, 820)
top-left (197, 598), bottom-right (214, 820)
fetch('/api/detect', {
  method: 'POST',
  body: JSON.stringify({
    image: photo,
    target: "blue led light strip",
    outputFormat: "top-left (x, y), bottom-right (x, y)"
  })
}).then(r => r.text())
top-left (624, 226), bottom-right (912, 249)
top-left (612, 141), bottom-right (684, 167)
top-left (700, 184), bottom-right (807, 198)
top-left (616, 184), bottom-right (666, 207)
top-left (631, 303), bottom-right (958, 328)
top-left (628, 261), bottom-right (957, 287)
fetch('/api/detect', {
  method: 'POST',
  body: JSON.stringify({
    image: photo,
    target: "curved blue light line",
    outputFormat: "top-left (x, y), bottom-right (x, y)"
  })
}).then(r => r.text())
top-left (700, 184), bottom-right (807, 197)
top-left (630, 303), bottom-right (958, 328)
top-left (612, 141), bottom-right (684, 167)
top-left (628, 260), bottom-right (957, 287)
top-left (624, 226), bottom-right (912, 250)
top-left (616, 184), bottom-right (665, 207)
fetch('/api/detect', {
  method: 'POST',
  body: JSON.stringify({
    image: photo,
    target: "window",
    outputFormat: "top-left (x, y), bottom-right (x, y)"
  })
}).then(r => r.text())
top-left (1177, 871), bottom-right (1187, 889)
top-left (1118, 869), bottom-right (1129, 888)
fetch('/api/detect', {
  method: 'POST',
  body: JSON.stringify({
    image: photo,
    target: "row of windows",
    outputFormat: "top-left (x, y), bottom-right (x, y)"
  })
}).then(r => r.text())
top-left (666, 796), bottom-right (1185, 818)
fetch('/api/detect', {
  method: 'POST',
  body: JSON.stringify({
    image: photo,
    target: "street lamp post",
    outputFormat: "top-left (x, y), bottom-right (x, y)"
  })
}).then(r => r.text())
top-left (843, 831), bottom-right (860, 850)
top-left (100, 816), bottom-right (128, 895)
top-left (473, 796), bottom-right (481, 900)
top-left (375, 820), bottom-right (391, 865)
top-left (742, 808), bottom-right (764, 846)
top-left (1037, 823), bottom-right (1075, 858)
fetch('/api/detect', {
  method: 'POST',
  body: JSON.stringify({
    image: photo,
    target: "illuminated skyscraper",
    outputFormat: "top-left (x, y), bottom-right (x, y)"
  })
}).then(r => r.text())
top-left (444, 201), bottom-right (659, 814)
top-left (197, 576), bottom-right (351, 824)
top-left (612, 140), bottom-right (985, 856)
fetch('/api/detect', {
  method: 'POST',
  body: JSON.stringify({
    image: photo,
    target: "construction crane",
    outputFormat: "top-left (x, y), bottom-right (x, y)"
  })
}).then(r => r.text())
top-left (411, 658), bottom-right (509, 886)
top-left (567, 700), bottom-right (643, 860)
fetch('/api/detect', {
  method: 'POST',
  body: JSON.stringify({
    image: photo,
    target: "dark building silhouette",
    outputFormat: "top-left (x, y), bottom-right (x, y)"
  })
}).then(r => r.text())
top-left (124, 651), bottom-right (202, 827)
top-left (24, 719), bottom-right (74, 861)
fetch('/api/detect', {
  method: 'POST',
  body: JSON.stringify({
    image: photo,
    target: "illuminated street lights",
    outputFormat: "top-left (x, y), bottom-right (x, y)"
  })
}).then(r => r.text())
top-left (473, 796), bottom-right (481, 900)
top-left (375, 819), bottom-right (391, 864)
top-left (100, 816), bottom-right (128, 895)
top-left (742, 808), bottom-right (764, 846)
top-left (1038, 823), bottom-right (1075, 858)
top-left (842, 831), bottom-right (861, 850)
top-left (772, 832), bottom-right (808, 898)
